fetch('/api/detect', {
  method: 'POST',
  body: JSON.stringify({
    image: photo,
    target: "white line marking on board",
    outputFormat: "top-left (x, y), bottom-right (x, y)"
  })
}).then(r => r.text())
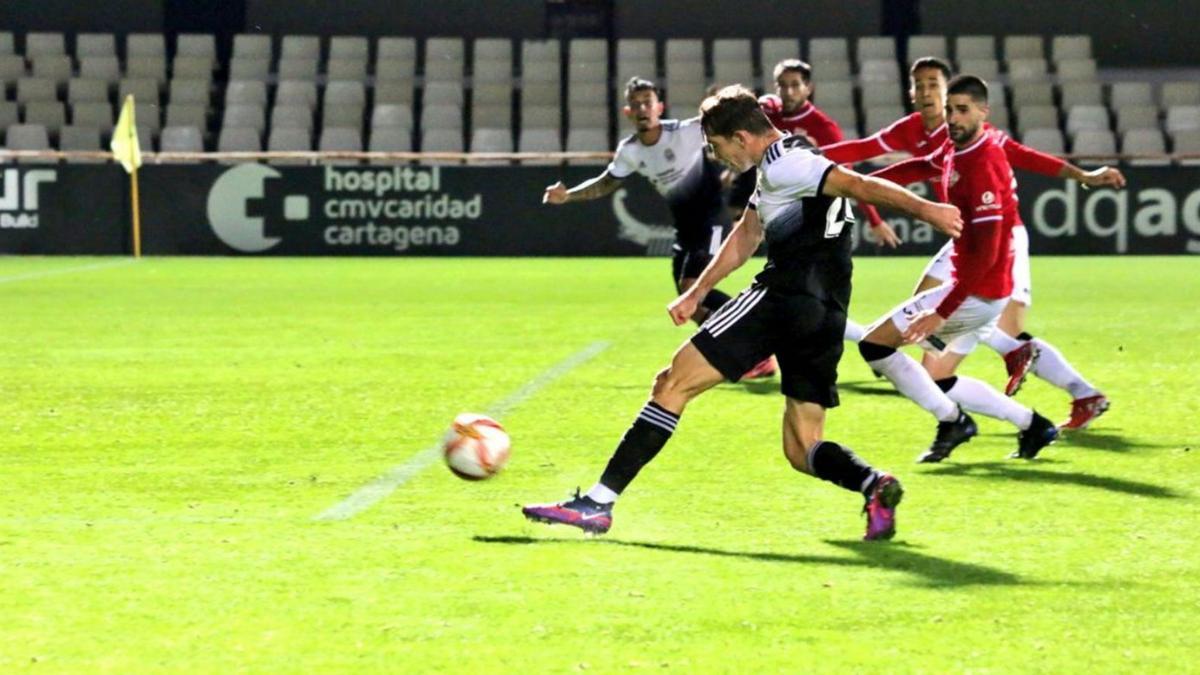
top-left (0, 258), bottom-right (137, 285)
top-left (313, 340), bottom-right (611, 522)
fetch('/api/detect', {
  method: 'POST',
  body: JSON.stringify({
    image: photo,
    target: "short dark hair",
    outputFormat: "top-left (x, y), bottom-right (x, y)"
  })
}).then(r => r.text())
top-left (773, 58), bottom-right (812, 83)
top-left (700, 85), bottom-right (774, 138)
top-left (909, 56), bottom-right (953, 81)
top-left (947, 74), bottom-right (990, 104)
top-left (624, 77), bottom-right (659, 101)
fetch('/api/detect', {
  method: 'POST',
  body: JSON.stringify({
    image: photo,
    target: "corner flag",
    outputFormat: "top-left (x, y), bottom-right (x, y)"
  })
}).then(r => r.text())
top-left (111, 94), bottom-right (144, 257)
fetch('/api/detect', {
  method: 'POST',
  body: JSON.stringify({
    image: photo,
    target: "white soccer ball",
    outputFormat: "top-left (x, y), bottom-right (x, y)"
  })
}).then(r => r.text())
top-left (443, 413), bottom-right (511, 480)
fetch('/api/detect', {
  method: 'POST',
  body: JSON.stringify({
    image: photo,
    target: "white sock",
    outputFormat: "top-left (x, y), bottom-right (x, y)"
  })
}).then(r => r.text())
top-left (944, 375), bottom-right (1034, 430)
top-left (585, 483), bottom-right (619, 504)
top-left (868, 350), bottom-right (960, 422)
top-left (983, 329), bottom-right (1023, 355)
top-left (1031, 338), bottom-right (1100, 400)
top-left (843, 319), bottom-right (866, 343)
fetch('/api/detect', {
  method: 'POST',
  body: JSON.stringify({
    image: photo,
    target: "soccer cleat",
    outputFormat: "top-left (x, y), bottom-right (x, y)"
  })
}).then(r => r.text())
top-left (916, 410), bottom-right (978, 463)
top-left (521, 489), bottom-right (613, 535)
top-left (863, 474), bottom-right (904, 541)
top-left (1003, 341), bottom-right (1040, 397)
top-left (1060, 394), bottom-right (1110, 431)
top-left (741, 355), bottom-right (778, 380)
top-left (1011, 411), bottom-right (1059, 459)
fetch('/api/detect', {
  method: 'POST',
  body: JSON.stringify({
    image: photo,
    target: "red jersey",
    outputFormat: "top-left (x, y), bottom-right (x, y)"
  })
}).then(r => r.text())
top-left (871, 132), bottom-right (1018, 317)
top-left (758, 96), bottom-right (844, 146)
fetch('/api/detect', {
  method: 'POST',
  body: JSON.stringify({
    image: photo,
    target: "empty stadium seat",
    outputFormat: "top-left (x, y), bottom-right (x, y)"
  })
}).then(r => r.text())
top-left (1066, 105), bottom-right (1110, 137)
top-left (173, 55), bottom-right (214, 81)
top-left (518, 128), bottom-right (561, 165)
top-left (0, 55), bottom-right (25, 89)
top-left (522, 82), bottom-right (560, 107)
top-left (160, 125), bottom-right (204, 155)
top-left (1161, 82), bottom-right (1200, 107)
top-left (17, 78), bottom-right (58, 104)
top-left (217, 127), bottom-right (261, 155)
top-left (26, 33), bottom-right (66, 58)
top-left (169, 79), bottom-right (211, 106)
top-left (6, 124), bottom-right (53, 163)
top-left (808, 37), bottom-right (849, 63)
top-left (425, 59), bottom-right (464, 83)
top-left (474, 60), bottom-right (513, 86)
top-left (368, 128), bottom-right (413, 159)
top-left (371, 104), bottom-right (413, 130)
top-left (473, 84), bottom-right (511, 106)
top-left (1061, 82), bottom-right (1103, 108)
top-left (278, 58), bottom-right (319, 81)
top-left (281, 35), bottom-right (320, 61)
top-left (128, 33), bottom-right (167, 59)
top-left (1016, 105), bottom-right (1058, 134)
top-left (865, 105), bottom-right (904, 134)
top-left (59, 125), bottom-right (104, 162)
top-left (1173, 130), bottom-right (1200, 166)
top-left (275, 80), bottom-right (317, 108)
top-left (422, 104), bottom-right (463, 131)
top-left (759, 38), bottom-right (801, 76)
top-left (377, 37), bottom-right (417, 64)
top-left (1166, 105), bottom-right (1200, 133)
top-left (0, 32), bottom-right (15, 55)
top-left (1072, 129), bottom-right (1116, 165)
top-left (118, 78), bottom-right (159, 105)
top-left (823, 105), bottom-right (858, 136)
top-left (330, 36), bottom-right (369, 63)
top-left (229, 58), bottom-right (270, 82)
top-left (1007, 58), bottom-right (1048, 83)
top-left (327, 59), bottom-right (368, 82)
top-left (227, 80), bottom-right (267, 107)
top-left (421, 128), bottom-right (464, 164)
top-left (268, 127), bottom-right (313, 164)
top-left (325, 81), bottom-right (366, 107)
top-left (1021, 127), bottom-right (1065, 154)
top-left (1122, 128), bottom-right (1168, 166)
top-left (25, 102), bottom-right (66, 139)
top-left (1111, 82), bottom-right (1154, 108)
top-left (955, 35), bottom-right (995, 60)
top-left (423, 81), bottom-right (464, 106)
top-left (859, 60), bottom-right (899, 84)
top-left (472, 102), bottom-right (512, 130)
top-left (856, 36), bottom-right (895, 62)
top-left (223, 104), bottom-right (266, 133)
top-left (0, 102), bottom-right (20, 132)
top-left (1003, 35), bottom-right (1043, 60)
top-left (76, 33), bottom-right (115, 59)
top-left (1116, 106), bottom-right (1159, 134)
top-left (31, 56), bottom-right (72, 84)
top-left (68, 78), bottom-right (108, 104)
top-left (375, 60), bottom-right (416, 83)
top-left (1057, 58), bottom-right (1097, 83)
top-left (565, 128), bottom-right (608, 165)
top-left (1011, 83), bottom-right (1054, 108)
top-left (128, 55), bottom-right (169, 86)
top-left (471, 127), bottom-right (513, 160)
top-left (957, 58), bottom-right (999, 81)
top-left (165, 103), bottom-right (207, 129)
top-left (71, 102), bottom-right (114, 135)
top-left (176, 34), bottom-right (215, 62)
top-left (270, 105), bottom-right (313, 130)
top-left (322, 105), bottom-right (363, 129)
top-left (1051, 35), bottom-right (1092, 63)
top-left (907, 35), bottom-right (948, 59)
top-left (521, 104), bottom-right (560, 131)
top-left (374, 82), bottom-right (415, 106)
top-left (861, 82), bottom-right (901, 106)
top-left (814, 81), bottom-right (854, 107)
top-left (233, 34), bottom-right (272, 60)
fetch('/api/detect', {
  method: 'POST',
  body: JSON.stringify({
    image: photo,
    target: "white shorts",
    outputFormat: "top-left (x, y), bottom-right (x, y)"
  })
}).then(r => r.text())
top-left (918, 226), bottom-right (1032, 306)
top-left (879, 282), bottom-right (1010, 355)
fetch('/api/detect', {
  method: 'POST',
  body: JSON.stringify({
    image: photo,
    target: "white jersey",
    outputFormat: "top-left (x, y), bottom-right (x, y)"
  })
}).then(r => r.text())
top-left (749, 134), bottom-right (838, 245)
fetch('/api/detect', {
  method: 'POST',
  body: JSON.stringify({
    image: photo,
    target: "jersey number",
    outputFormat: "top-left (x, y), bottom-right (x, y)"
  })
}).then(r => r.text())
top-left (824, 198), bottom-right (855, 238)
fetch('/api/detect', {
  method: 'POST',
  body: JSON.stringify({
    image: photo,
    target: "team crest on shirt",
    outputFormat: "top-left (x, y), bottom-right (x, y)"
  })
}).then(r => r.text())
top-left (947, 170), bottom-right (961, 187)
top-left (664, 148), bottom-right (675, 163)
top-left (982, 191), bottom-right (995, 204)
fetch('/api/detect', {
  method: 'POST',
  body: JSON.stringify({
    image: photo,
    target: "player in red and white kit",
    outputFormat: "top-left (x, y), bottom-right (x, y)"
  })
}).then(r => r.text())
top-left (825, 57), bottom-right (1124, 430)
top-left (855, 75), bottom-right (1059, 462)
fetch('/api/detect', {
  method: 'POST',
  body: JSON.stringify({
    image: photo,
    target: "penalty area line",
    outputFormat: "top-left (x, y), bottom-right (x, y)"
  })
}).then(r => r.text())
top-left (0, 258), bottom-right (138, 285)
top-left (313, 340), bottom-right (611, 522)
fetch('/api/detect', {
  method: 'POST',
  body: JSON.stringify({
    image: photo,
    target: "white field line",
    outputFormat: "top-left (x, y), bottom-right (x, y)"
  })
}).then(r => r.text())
top-left (313, 340), bottom-right (611, 522)
top-left (0, 258), bottom-right (137, 285)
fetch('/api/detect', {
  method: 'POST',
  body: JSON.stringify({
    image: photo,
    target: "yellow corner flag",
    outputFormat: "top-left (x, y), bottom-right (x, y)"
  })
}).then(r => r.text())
top-left (111, 94), bottom-right (144, 257)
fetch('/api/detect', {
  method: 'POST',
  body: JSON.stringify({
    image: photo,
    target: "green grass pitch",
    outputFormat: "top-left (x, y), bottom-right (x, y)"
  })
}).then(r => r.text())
top-left (0, 255), bottom-right (1196, 672)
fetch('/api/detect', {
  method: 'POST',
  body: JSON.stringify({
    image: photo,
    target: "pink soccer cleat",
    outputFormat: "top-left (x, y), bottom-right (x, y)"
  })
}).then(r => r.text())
top-left (522, 489), bottom-right (613, 535)
top-left (863, 474), bottom-right (904, 541)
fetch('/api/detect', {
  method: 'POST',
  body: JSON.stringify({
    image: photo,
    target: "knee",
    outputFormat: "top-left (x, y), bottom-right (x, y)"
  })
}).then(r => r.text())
top-left (858, 341), bottom-right (895, 362)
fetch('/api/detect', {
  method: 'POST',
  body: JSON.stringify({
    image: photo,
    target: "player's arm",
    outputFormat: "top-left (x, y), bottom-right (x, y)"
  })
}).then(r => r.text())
top-left (542, 170), bottom-right (624, 205)
top-left (823, 166), bottom-right (962, 238)
top-left (667, 208), bottom-right (764, 326)
top-left (820, 135), bottom-right (891, 164)
top-left (1001, 134), bottom-right (1127, 188)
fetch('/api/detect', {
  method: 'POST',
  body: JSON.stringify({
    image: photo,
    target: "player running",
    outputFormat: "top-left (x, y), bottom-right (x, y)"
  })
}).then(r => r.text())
top-left (856, 75), bottom-right (1058, 463)
top-left (542, 77), bottom-right (775, 379)
top-left (524, 86), bottom-right (963, 540)
top-left (824, 57), bottom-right (1124, 430)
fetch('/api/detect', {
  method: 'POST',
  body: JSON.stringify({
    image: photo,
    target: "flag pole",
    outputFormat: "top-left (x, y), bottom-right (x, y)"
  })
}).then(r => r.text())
top-left (130, 161), bottom-right (142, 258)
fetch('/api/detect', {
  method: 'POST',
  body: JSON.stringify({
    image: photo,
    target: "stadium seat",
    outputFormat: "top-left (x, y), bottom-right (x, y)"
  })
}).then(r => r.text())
top-left (165, 103), bottom-right (207, 129)
top-left (377, 37), bottom-right (417, 64)
top-left (1161, 82), bottom-right (1200, 108)
top-left (1061, 82), bottom-right (1103, 108)
top-left (223, 104), bottom-right (266, 133)
top-left (1051, 35), bottom-right (1092, 63)
top-left (371, 103), bottom-right (413, 131)
top-left (275, 80), bottom-right (316, 109)
top-left (321, 104), bottom-right (363, 130)
top-left (568, 105), bottom-right (608, 131)
top-left (229, 58), bottom-right (270, 82)
top-left (856, 36), bottom-right (895, 63)
top-left (128, 33), bottom-right (167, 59)
top-left (1007, 58), bottom-right (1049, 83)
top-left (425, 59), bottom-right (464, 83)
top-left (1173, 130), bottom-right (1200, 166)
top-left (808, 37), bottom-right (849, 63)
top-left (865, 105), bottom-right (904, 134)
top-left (0, 32), bottom-right (14, 55)
top-left (664, 80), bottom-right (706, 111)
top-left (325, 81), bottom-right (366, 107)
top-left (427, 37), bottom-right (465, 63)
top-left (329, 36), bottom-right (369, 63)
top-left (31, 56), bottom-right (73, 85)
top-left (1021, 127), bottom-right (1065, 154)
top-left (1116, 106), bottom-right (1160, 134)
top-left (0, 54), bottom-right (25, 89)
top-left (26, 33), bottom-right (66, 58)
top-left (421, 128), bottom-right (465, 164)
top-left (134, 102), bottom-right (162, 134)
top-left (118, 78), bottom-right (159, 105)
top-left (955, 35), bottom-right (995, 60)
top-left (569, 38), bottom-right (607, 67)
top-left (521, 104), bottom-right (560, 131)
top-left (1003, 35), bottom-right (1043, 60)
top-left (75, 33), bottom-right (115, 59)
top-left (712, 38), bottom-right (752, 81)
top-left (227, 80), bottom-right (267, 107)
top-left (423, 82), bottom-right (464, 106)
top-left (518, 128), bottom-right (562, 165)
top-left (470, 127), bottom-right (513, 163)
top-left (71, 102), bottom-right (114, 135)
top-left (368, 128), bottom-right (413, 161)
top-left (1011, 82), bottom-right (1054, 108)
top-left (1066, 105), bottom-right (1110, 137)
top-left (1016, 105), bottom-right (1058, 135)
top-left (617, 39), bottom-right (656, 85)
top-left (175, 34), bottom-right (215, 63)
top-left (568, 81), bottom-right (606, 106)
top-left (471, 102), bottom-right (512, 130)
top-left (0, 102), bottom-right (19, 132)
top-left (759, 38), bottom-right (801, 76)
top-left (990, 105), bottom-right (1011, 133)
top-left (861, 82), bottom-right (901, 107)
top-left (907, 35), bottom-right (949, 60)
top-left (159, 125), bottom-right (203, 155)
top-left (859, 60), bottom-right (899, 85)
top-left (59, 125), bottom-right (103, 162)
top-left (374, 82), bottom-right (415, 106)
top-left (1110, 82), bottom-right (1154, 108)
top-left (172, 55), bottom-right (214, 81)
top-left (327, 59), bottom-right (368, 83)
top-left (126, 56), bottom-right (168, 86)
top-left (278, 58), bottom-right (319, 82)
top-left (268, 127), bottom-right (313, 164)
top-left (813, 60), bottom-right (852, 81)
top-left (474, 60), bottom-right (513, 86)
top-left (422, 103), bottom-right (463, 131)
top-left (473, 83), bottom-right (511, 106)
top-left (270, 104), bottom-right (313, 130)
top-left (815, 80), bottom-right (854, 107)
top-left (1072, 129), bottom-right (1116, 165)
top-left (522, 82), bottom-right (560, 107)
top-left (17, 78), bottom-right (58, 104)
top-left (522, 59), bottom-right (560, 85)
top-left (1122, 128), bottom-right (1168, 166)
top-left (233, 34), bottom-right (272, 60)
top-left (6, 124), bottom-right (53, 163)
top-left (823, 105), bottom-right (858, 136)
top-left (217, 127), bottom-right (261, 156)
top-left (76, 56), bottom-right (118, 84)
top-left (616, 58), bottom-right (657, 93)
top-left (665, 39), bottom-right (704, 71)
top-left (375, 60), bottom-right (416, 84)
top-left (957, 58), bottom-right (998, 81)
top-left (24, 102), bottom-right (66, 139)
top-left (1166, 105), bottom-right (1200, 133)
top-left (1057, 59), bottom-right (1097, 83)
top-left (565, 128), bottom-right (608, 165)
top-left (521, 39), bottom-right (560, 69)
top-left (713, 59), bottom-right (753, 89)
top-left (568, 59), bottom-right (608, 86)
top-left (281, 35), bottom-right (320, 61)
top-left (68, 78), bottom-right (108, 104)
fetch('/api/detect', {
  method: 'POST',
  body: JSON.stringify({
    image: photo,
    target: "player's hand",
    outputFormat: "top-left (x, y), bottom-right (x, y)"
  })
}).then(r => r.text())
top-left (542, 181), bottom-right (569, 205)
top-left (1079, 166), bottom-right (1126, 190)
top-left (925, 203), bottom-right (963, 238)
top-left (901, 310), bottom-right (946, 345)
top-left (667, 289), bottom-right (702, 326)
top-left (871, 221), bottom-right (902, 248)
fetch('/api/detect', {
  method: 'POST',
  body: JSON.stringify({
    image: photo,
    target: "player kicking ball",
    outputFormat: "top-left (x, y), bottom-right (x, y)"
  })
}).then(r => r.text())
top-left (524, 86), bottom-right (962, 540)
top-left (856, 75), bottom-right (1059, 463)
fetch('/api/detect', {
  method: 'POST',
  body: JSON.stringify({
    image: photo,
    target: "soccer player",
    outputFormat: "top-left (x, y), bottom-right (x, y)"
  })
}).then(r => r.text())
top-left (824, 57), bottom-right (1124, 429)
top-left (523, 86), bottom-right (963, 540)
top-left (855, 75), bottom-right (1058, 463)
top-left (543, 77), bottom-right (775, 379)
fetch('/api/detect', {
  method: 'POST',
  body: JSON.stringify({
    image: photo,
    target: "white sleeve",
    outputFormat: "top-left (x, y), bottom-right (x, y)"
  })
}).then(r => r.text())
top-left (606, 138), bottom-right (639, 179)
top-left (768, 150), bottom-right (836, 198)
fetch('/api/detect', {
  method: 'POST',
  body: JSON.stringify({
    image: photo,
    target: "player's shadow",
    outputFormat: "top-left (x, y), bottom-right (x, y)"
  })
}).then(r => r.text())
top-left (920, 461), bottom-right (1184, 498)
top-left (1058, 429), bottom-right (1179, 453)
top-left (836, 379), bottom-right (905, 398)
top-left (473, 535), bottom-right (1021, 588)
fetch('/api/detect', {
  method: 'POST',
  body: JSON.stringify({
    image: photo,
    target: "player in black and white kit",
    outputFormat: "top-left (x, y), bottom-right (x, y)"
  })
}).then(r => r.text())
top-left (542, 78), bottom-right (776, 379)
top-left (524, 86), bottom-right (963, 540)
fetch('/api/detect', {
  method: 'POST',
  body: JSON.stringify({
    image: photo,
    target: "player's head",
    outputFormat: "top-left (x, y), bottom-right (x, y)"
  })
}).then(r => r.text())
top-left (700, 85), bottom-right (776, 172)
top-left (908, 56), bottom-right (952, 119)
top-left (623, 77), bottom-right (664, 131)
top-left (945, 74), bottom-right (990, 144)
top-left (773, 59), bottom-right (813, 111)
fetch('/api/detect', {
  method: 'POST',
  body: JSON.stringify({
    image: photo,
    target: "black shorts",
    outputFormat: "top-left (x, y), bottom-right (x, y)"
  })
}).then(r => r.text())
top-left (671, 224), bottom-right (729, 285)
top-left (691, 282), bottom-right (846, 407)
top-left (728, 168), bottom-right (757, 209)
